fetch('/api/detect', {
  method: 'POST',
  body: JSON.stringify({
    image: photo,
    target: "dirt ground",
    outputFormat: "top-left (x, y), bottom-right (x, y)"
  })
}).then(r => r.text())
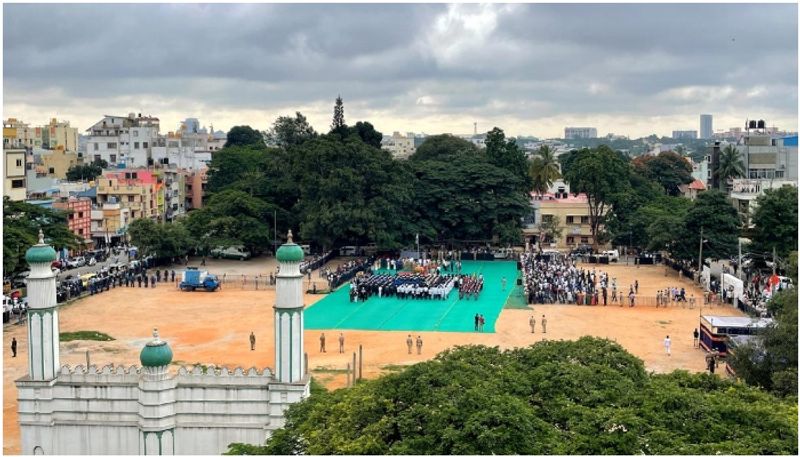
top-left (2, 261), bottom-right (743, 454)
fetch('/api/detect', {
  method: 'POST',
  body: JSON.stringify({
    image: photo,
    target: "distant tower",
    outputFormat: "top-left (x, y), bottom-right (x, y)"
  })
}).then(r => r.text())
top-left (700, 114), bottom-right (713, 139)
top-left (474, 122), bottom-right (477, 135)
top-left (24, 230), bottom-right (60, 381)
top-left (274, 230), bottom-right (305, 383)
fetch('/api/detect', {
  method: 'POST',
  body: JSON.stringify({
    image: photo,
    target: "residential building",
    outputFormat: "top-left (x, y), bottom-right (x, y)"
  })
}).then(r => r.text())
top-left (96, 170), bottom-right (160, 221)
top-left (523, 192), bottom-right (601, 250)
top-left (680, 179), bottom-right (706, 201)
top-left (3, 118), bottom-right (37, 149)
top-left (700, 114), bottom-right (713, 139)
top-left (4, 149), bottom-right (27, 200)
top-left (90, 198), bottom-right (131, 247)
top-left (382, 131), bottom-right (416, 159)
top-left (564, 127), bottom-right (597, 140)
top-left (728, 178), bottom-right (797, 227)
top-left (672, 130), bottom-right (698, 140)
top-left (185, 169), bottom-right (208, 210)
top-left (690, 155), bottom-right (711, 186)
top-left (53, 196), bottom-right (92, 242)
top-left (85, 113), bottom-right (160, 167)
top-left (36, 147), bottom-right (80, 179)
top-left (41, 118), bottom-right (79, 151)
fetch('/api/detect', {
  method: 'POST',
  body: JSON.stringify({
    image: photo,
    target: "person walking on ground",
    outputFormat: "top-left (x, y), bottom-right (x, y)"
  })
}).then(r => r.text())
top-left (406, 334), bottom-right (413, 354)
top-left (693, 328), bottom-right (699, 348)
top-left (338, 332), bottom-right (345, 353)
top-left (319, 333), bottom-right (326, 353)
top-left (529, 315), bottom-right (536, 333)
top-left (479, 314), bottom-right (485, 332)
top-left (416, 335), bottom-right (423, 355)
top-left (501, 276), bottom-right (507, 290)
top-left (541, 315), bottom-right (547, 333)
top-left (11, 337), bottom-right (17, 357)
top-left (664, 335), bottom-right (671, 356)
top-left (635, 280), bottom-right (639, 294)
top-left (249, 331), bottom-right (256, 351)
top-left (474, 313), bottom-right (480, 331)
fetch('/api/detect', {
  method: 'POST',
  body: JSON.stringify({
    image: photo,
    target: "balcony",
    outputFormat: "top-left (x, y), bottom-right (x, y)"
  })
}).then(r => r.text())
top-left (729, 178), bottom-right (797, 201)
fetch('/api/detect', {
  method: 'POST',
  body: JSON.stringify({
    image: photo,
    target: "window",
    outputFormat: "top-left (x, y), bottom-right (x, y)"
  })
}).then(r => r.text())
top-left (566, 216), bottom-right (574, 224)
top-left (542, 214), bottom-right (554, 223)
top-left (78, 212), bottom-right (84, 218)
top-left (128, 196), bottom-right (134, 202)
top-left (93, 143), bottom-right (99, 151)
top-left (15, 159), bottom-right (22, 167)
top-left (110, 154), bottom-right (116, 163)
top-left (580, 216), bottom-right (590, 225)
top-left (143, 142), bottom-right (148, 149)
top-left (48, 167), bottom-right (55, 174)
top-left (134, 142), bottom-right (140, 149)
top-left (108, 142), bottom-right (117, 149)
top-left (133, 130), bottom-right (139, 137)
top-left (566, 236), bottom-right (575, 244)
top-left (581, 237), bottom-right (589, 244)
top-left (775, 171), bottom-right (784, 178)
top-left (11, 179), bottom-right (24, 188)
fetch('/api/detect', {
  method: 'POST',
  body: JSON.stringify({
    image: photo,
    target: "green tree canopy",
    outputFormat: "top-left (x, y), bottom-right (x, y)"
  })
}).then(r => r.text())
top-left (227, 338), bottom-right (797, 455)
top-left (349, 121), bottom-right (383, 149)
top-left (65, 159), bottom-right (108, 182)
top-left (484, 127), bottom-right (533, 194)
top-left (673, 190), bottom-right (741, 264)
top-left (410, 134), bottom-right (479, 162)
top-left (330, 95), bottom-right (348, 137)
top-left (3, 198), bottom-right (83, 274)
top-left (224, 126), bottom-right (265, 148)
top-left (127, 218), bottom-right (192, 260)
top-left (562, 146), bottom-right (631, 246)
top-left (632, 151), bottom-right (693, 196)
top-left (750, 186), bottom-right (798, 258)
top-left (715, 144), bottom-right (745, 191)
top-left (264, 112), bottom-right (317, 149)
top-left (529, 145), bottom-right (561, 196)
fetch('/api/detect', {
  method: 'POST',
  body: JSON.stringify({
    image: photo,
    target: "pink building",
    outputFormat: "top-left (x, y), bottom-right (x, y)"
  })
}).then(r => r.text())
top-left (53, 196), bottom-right (92, 242)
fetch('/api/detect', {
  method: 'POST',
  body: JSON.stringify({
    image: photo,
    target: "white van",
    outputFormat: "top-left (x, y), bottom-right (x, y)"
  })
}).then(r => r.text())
top-left (601, 250), bottom-right (620, 262)
top-left (300, 245), bottom-right (312, 255)
top-left (339, 246), bottom-right (357, 256)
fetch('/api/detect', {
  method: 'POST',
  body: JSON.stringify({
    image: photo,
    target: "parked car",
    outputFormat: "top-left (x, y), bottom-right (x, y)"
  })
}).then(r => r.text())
top-left (210, 246), bottom-right (251, 261)
top-left (67, 257), bottom-right (86, 269)
top-left (601, 249), bottom-right (620, 262)
top-left (87, 257), bottom-right (97, 266)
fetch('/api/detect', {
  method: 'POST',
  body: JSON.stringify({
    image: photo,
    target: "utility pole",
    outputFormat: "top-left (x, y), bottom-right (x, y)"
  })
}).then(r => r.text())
top-left (737, 239), bottom-right (742, 279)
top-left (273, 210), bottom-right (277, 254)
top-left (698, 227), bottom-right (704, 283)
top-left (772, 246), bottom-right (776, 276)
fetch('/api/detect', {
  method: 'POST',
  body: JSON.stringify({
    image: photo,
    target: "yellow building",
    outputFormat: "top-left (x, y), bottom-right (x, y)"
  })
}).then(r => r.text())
top-left (4, 149), bottom-right (27, 201)
top-left (43, 118), bottom-right (79, 151)
top-left (3, 118), bottom-right (36, 149)
top-left (96, 171), bottom-right (159, 221)
top-left (523, 193), bottom-right (604, 250)
top-left (38, 147), bottom-right (80, 179)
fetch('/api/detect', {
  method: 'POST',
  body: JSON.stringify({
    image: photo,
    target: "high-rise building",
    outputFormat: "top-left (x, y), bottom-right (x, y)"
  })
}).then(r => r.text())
top-left (564, 127), bottom-right (597, 139)
top-left (700, 114), bottom-right (713, 139)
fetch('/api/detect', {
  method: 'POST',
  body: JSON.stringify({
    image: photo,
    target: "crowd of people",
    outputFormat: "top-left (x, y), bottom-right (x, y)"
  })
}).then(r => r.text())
top-left (521, 252), bottom-right (639, 306)
top-left (300, 250), bottom-right (334, 275)
top-left (324, 257), bottom-right (376, 290)
top-left (349, 273), bottom-right (457, 301)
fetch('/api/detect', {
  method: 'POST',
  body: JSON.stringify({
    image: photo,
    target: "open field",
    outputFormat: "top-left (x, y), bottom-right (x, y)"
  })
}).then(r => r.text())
top-left (2, 261), bottom-right (743, 454)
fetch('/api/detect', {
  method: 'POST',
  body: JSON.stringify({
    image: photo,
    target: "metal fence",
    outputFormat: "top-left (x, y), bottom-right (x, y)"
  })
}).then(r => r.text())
top-left (528, 294), bottom-right (724, 308)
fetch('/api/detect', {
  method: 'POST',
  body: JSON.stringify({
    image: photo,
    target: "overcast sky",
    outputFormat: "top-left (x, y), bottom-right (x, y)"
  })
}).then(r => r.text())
top-left (3, 3), bottom-right (798, 139)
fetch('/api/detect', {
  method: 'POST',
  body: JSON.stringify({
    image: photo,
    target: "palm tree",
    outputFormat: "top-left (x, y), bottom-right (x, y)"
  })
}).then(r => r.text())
top-left (529, 145), bottom-right (561, 196)
top-left (716, 144), bottom-right (745, 191)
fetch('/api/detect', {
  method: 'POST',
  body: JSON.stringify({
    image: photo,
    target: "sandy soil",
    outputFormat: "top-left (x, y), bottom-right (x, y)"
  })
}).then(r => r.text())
top-left (2, 262), bottom-right (742, 454)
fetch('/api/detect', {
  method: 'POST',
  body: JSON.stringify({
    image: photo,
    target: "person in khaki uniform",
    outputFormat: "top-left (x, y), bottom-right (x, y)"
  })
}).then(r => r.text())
top-left (416, 335), bottom-right (423, 355)
top-left (406, 334), bottom-right (413, 354)
top-left (319, 333), bottom-right (326, 353)
top-left (529, 315), bottom-right (536, 333)
top-left (249, 332), bottom-right (256, 351)
top-left (541, 315), bottom-right (547, 333)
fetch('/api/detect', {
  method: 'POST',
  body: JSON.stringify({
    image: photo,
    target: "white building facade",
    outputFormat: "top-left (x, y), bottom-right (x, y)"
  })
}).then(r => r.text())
top-left (564, 127), bottom-right (597, 139)
top-left (16, 232), bottom-right (310, 455)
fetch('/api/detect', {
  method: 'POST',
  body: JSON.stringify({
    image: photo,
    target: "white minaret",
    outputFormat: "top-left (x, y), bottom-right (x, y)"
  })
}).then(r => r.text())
top-left (24, 230), bottom-right (61, 381)
top-left (273, 230), bottom-right (305, 383)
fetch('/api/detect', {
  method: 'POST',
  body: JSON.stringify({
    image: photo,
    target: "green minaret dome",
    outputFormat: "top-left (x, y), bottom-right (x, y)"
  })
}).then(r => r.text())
top-left (276, 230), bottom-right (304, 262)
top-left (139, 328), bottom-right (173, 367)
top-left (25, 230), bottom-right (57, 264)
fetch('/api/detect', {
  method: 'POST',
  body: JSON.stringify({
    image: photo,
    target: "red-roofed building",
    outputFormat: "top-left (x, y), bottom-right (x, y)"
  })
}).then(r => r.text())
top-left (680, 179), bottom-right (707, 200)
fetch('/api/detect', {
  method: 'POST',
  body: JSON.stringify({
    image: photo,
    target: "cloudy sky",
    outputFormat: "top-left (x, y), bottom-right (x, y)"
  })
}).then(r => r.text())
top-left (3, 3), bottom-right (798, 138)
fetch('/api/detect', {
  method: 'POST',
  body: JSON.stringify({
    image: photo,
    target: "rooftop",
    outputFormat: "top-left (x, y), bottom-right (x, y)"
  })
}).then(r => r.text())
top-left (702, 315), bottom-right (773, 329)
top-left (532, 192), bottom-right (589, 204)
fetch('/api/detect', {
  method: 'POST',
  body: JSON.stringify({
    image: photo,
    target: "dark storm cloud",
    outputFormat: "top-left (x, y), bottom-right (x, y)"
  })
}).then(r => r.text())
top-left (3, 3), bottom-right (797, 137)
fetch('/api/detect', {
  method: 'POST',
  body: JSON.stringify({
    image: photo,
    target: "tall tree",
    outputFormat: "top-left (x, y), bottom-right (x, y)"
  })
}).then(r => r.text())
top-left (750, 186), bottom-right (798, 258)
top-left (562, 146), bottom-right (631, 247)
top-left (410, 135), bottom-right (479, 162)
top-left (715, 144), bottom-right (745, 191)
top-left (330, 95), bottom-right (347, 136)
top-left (224, 126), bottom-right (265, 148)
top-left (672, 190), bottom-right (740, 263)
top-left (65, 162), bottom-right (107, 182)
top-left (484, 127), bottom-right (532, 193)
top-left (349, 121), bottom-right (383, 149)
top-left (265, 112), bottom-right (317, 148)
top-left (529, 145), bottom-right (561, 196)
top-left (127, 218), bottom-right (192, 260)
top-left (632, 151), bottom-right (693, 196)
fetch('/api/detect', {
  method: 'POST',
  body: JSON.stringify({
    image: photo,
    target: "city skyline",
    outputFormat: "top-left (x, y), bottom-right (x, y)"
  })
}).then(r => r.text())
top-left (4, 3), bottom-right (798, 139)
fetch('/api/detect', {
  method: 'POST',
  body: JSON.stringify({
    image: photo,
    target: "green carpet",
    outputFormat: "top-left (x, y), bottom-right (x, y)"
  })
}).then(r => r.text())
top-left (305, 261), bottom-right (519, 333)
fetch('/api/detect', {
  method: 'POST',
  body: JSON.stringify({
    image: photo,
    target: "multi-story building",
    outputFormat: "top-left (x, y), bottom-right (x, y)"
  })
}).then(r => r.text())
top-left (41, 118), bottom-right (79, 151)
top-left (672, 130), bottom-right (698, 140)
top-left (91, 198), bottom-right (131, 247)
top-left (4, 118), bottom-right (37, 149)
top-left (36, 147), bottom-right (80, 179)
top-left (382, 132), bottom-right (416, 159)
top-left (96, 170), bottom-right (160, 221)
top-left (85, 113), bottom-right (160, 167)
top-left (564, 127), bottom-right (597, 140)
top-left (700, 114), bottom-right (713, 139)
top-left (4, 149), bottom-right (27, 200)
top-left (523, 192), bottom-right (601, 250)
top-left (690, 155), bottom-right (711, 186)
top-left (53, 196), bottom-right (92, 242)
top-left (729, 178), bottom-right (797, 227)
top-left (185, 169), bottom-right (208, 211)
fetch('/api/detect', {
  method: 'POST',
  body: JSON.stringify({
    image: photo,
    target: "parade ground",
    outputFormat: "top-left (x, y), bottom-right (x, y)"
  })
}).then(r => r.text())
top-left (305, 261), bottom-right (518, 332)
top-left (2, 258), bottom-right (744, 454)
